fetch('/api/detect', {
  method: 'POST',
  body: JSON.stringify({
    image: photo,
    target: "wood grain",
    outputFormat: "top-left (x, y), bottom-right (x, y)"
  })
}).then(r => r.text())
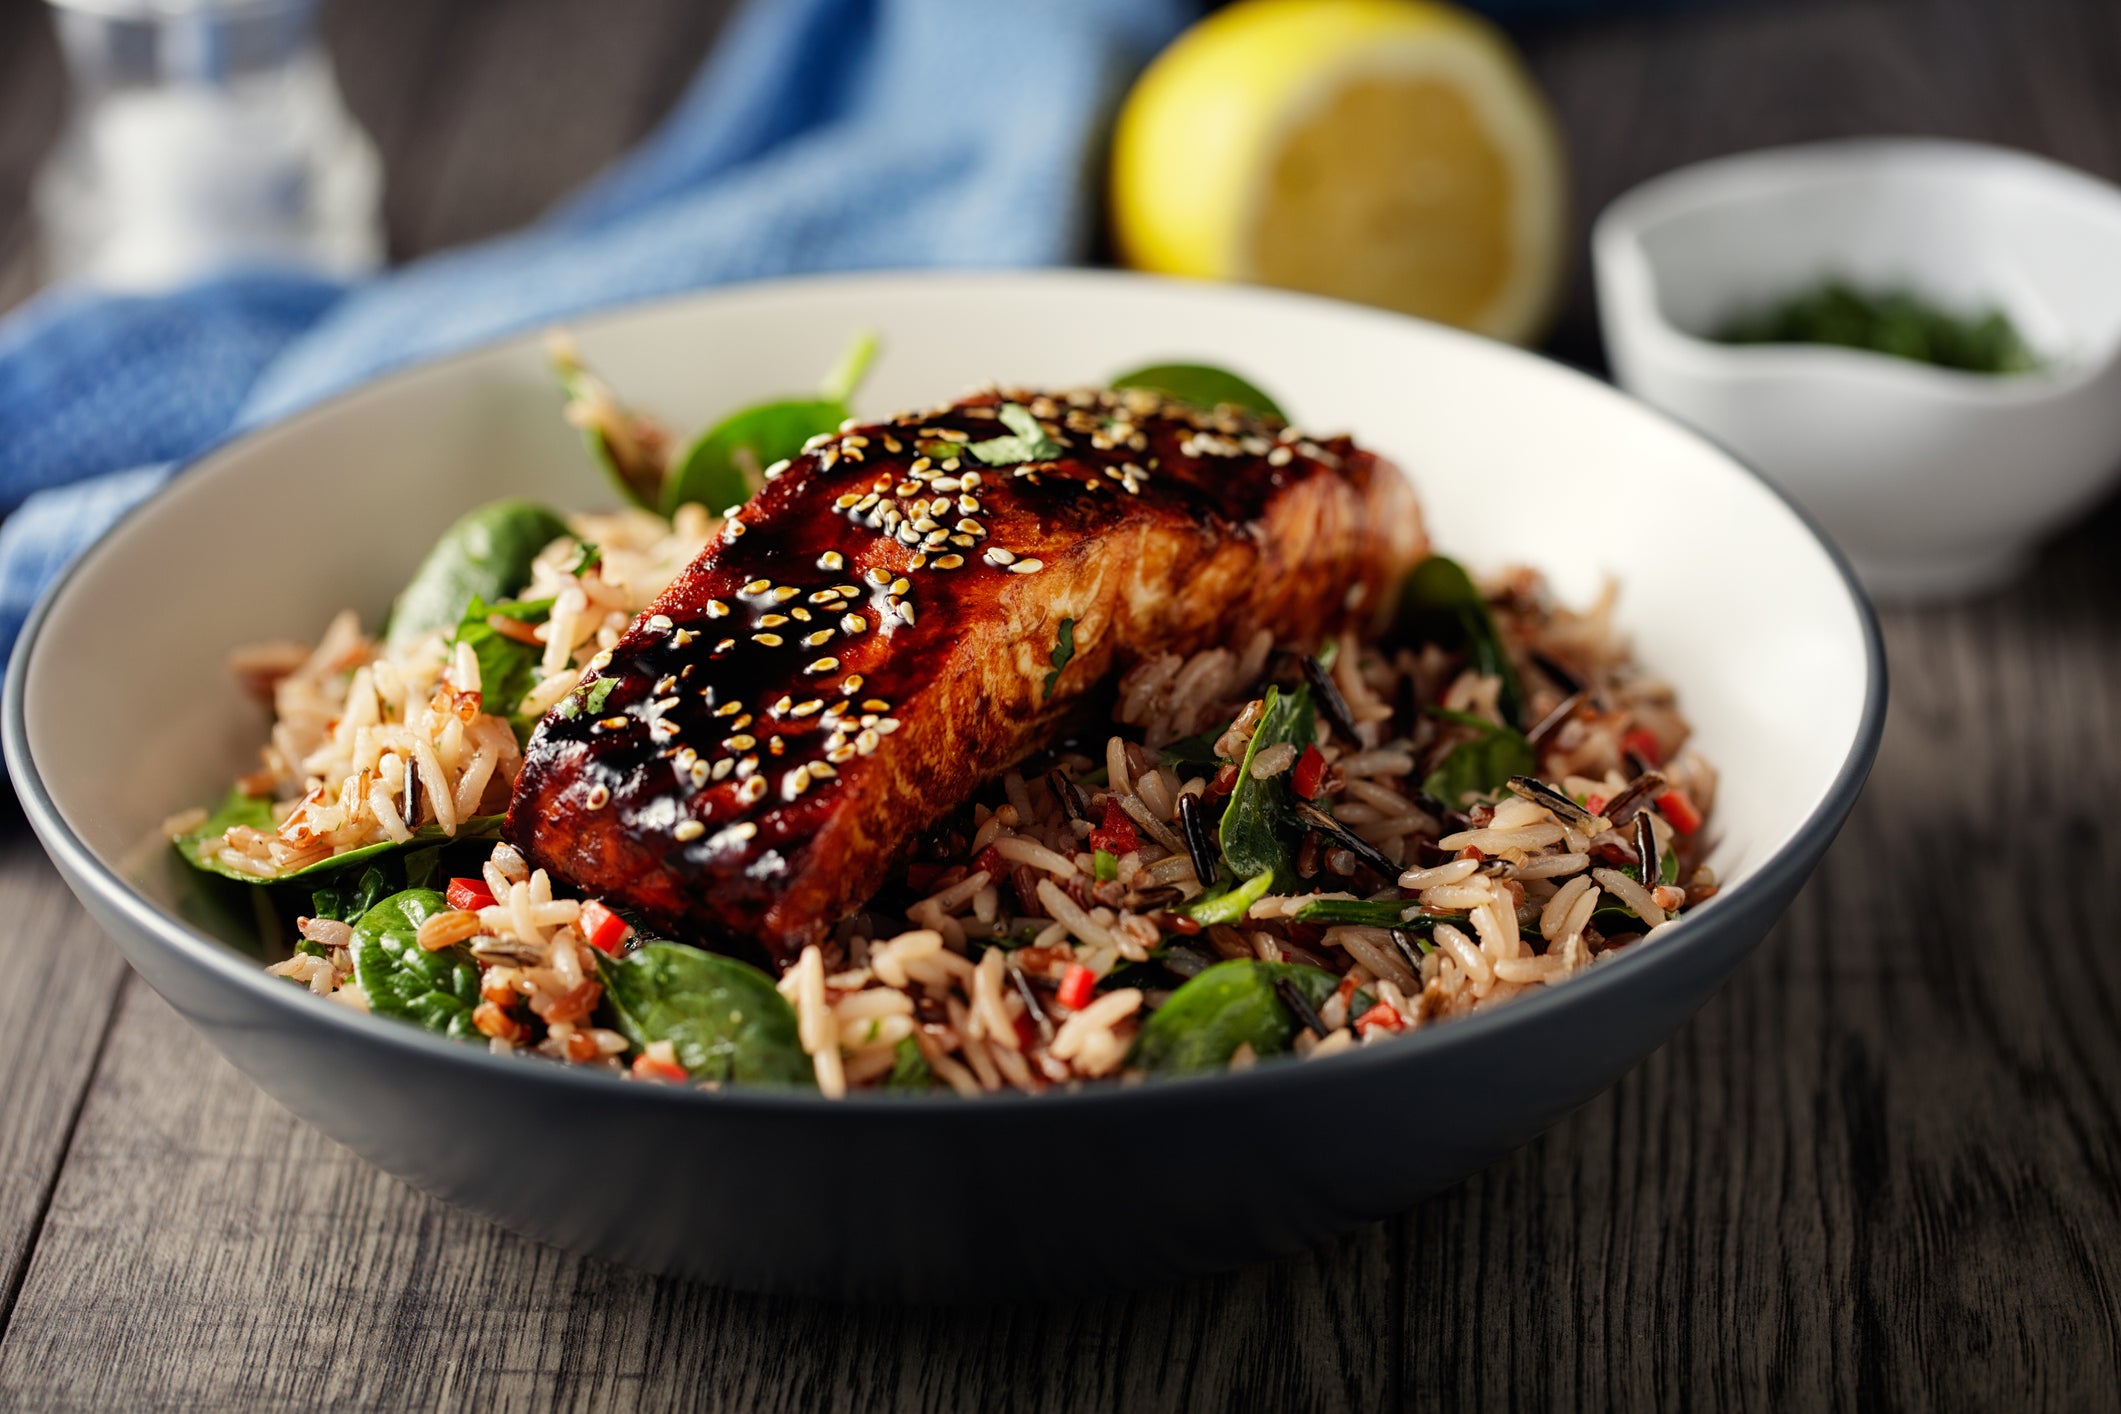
top-left (1, 0), bottom-right (2120, 1408)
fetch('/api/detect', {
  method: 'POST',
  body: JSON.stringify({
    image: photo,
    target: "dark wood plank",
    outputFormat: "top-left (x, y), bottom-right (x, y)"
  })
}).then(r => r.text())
top-left (0, 0), bottom-right (61, 311)
top-left (0, 818), bottom-right (130, 1334)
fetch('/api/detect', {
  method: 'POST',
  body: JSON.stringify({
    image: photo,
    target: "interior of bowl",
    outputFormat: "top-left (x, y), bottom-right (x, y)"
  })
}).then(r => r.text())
top-left (18, 271), bottom-right (1874, 993)
top-left (1623, 141), bottom-right (2121, 369)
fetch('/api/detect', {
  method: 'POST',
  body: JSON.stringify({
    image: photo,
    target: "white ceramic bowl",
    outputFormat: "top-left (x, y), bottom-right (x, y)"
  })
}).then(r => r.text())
top-left (1595, 138), bottom-right (2121, 601)
top-left (4, 271), bottom-right (1884, 1294)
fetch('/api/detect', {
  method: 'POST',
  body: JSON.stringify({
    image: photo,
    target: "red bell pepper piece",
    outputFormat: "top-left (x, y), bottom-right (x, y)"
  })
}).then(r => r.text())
top-left (578, 898), bottom-right (632, 955)
top-left (445, 877), bottom-right (495, 912)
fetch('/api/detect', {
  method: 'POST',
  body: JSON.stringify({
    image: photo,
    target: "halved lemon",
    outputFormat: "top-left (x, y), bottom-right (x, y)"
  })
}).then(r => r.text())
top-left (1111, 0), bottom-right (1568, 345)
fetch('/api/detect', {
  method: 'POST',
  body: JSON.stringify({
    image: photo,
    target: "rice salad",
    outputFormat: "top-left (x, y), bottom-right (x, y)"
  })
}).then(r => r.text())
top-left (168, 344), bottom-right (1717, 1098)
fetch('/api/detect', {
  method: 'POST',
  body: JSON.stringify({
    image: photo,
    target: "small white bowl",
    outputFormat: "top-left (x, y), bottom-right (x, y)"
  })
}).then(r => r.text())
top-left (1594, 138), bottom-right (2121, 601)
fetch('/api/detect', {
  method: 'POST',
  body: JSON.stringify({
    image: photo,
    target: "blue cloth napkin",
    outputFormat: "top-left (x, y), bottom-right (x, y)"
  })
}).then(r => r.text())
top-left (0, 0), bottom-right (1194, 652)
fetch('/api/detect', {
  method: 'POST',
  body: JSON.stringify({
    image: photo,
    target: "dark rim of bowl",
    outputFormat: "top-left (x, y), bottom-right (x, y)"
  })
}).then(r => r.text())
top-left (1, 268), bottom-right (1889, 1114)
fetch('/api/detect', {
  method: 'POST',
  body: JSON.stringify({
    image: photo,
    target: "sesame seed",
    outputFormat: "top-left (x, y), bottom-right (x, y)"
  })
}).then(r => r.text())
top-left (827, 745), bottom-right (857, 763)
top-left (597, 715), bottom-right (629, 730)
top-left (768, 736), bottom-right (786, 756)
top-left (689, 761), bottom-right (710, 788)
top-left (737, 756), bottom-right (759, 778)
top-left (764, 458), bottom-right (791, 479)
top-left (738, 776), bottom-right (768, 803)
top-left (714, 700), bottom-right (743, 716)
top-left (932, 554), bottom-right (964, 570)
top-left (792, 699), bottom-right (824, 717)
top-left (725, 522), bottom-right (747, 539)
top-left (587, 650), bottom-right (613, 671)
top-left (712, 758), bottom-right (734, 780)
top-left (654, 696), bottom-right (681, 713)
top-left (740, 579), bottom-right (771, 596)
top-left (841, 614), bottom-right (866, 634)
top-left (960, 471), bottom-right (982, 488)
top-left (1009, 559), bottom-right (1044, 574)
top-left (713, 821), bottom-right (760, 848)
top-left (834, 584), bottom-right (860, 596)
top-left (866, 568), bottom-right (891, 586)
top-left (874, 717), bottom-right (901, 734)
top-left (646, 614), bottom-right (673, 632)
top-left (753, 633), bottom-right (784, 647)
top-left (834, 493), bottom-right (861, 510)
top-left (983, 548), bottom-right (1015, 568)
top-left (842, 675), bottom-right (866, 694)
top-left (908, 553), bottom-right (927, 570)
top-left (759, 613), bottom-right (788, 628)
top-left (899, 602), bottom-right (918, 625)
top-left (818, 550), bottom-right (845, 571)
top-left (649, 719), bottom-right (679, 739)
top-left (956, 518), bottom-right (983, 534)
top-left (856, 730), bottom-right (880, 755)
top-left (585, 784), bottom-right (610, 809)
top-left (810, 761), bottom-right (837, 779)
top-left (911, 516), bottom-right (939, 534)
top-left (733, 714), bottom-right (752, 730)
top-left (854, 493), bottom-right (880, 511)
top-left (929, 497), bottom-right (952, 517)
top-left (772, 695), bottom-right (793, 714)
top-left (805, 657), bottom-right (840, 674)
top-left (950, 535), bottom-right (976, 549)
top-left (714, 638), bottom-right (736, 653)
top-left (790, 607), bottom-right (812, 622)
top-left (803, 630), bottom-right (833, 647)
top-left (861, 698), bottom-right (890, 712)
top-left (784, 766), bottom-right (813, 799)
top-left (890, 577), bottom-right (910, 594)
top-left (706, 600), bottom-right (730, 618)
top-left (674, 820), bottom-right (706, 842)
top-left (772, 586), bottom-right (799, 602)
top-left (932, 476), bottom-right (961, 491)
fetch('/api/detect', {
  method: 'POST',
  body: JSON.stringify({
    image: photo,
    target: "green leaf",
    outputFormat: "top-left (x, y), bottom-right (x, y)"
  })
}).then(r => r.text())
top-left (554, 675), bottom-right (617, 722)
top-left (885, 1035), bottom-right (932, 1092)
top-left (662, 330), bottom-right (881, 517)
top-left (1043, 618), bottom-right (1076, 699)
top-left (385, 499), bottom-right (570, 655)
top-left (1219, 684), bottom-right (1316, 883)
top-left (452, 595), bottom-right (553, 740)
top-left (1159, 728), bottom-right (1226, 771)
top-left (1419, 706), bottom-right (1537, 809)
top-left (1110, 363), bottom-right (1286, 422)
top-left (663, 397), bottom-right (847, 518)
top-left (1129, 959), bottom-right (1339, 1074)
top-left (173, 786), bottom-right (506, 886)
top-left (568, 542), bottom-right (602, 576)
top-left (595, 941), bottom-right (813, 1087)
top-left (967, 403), bottom-right (1063, 467)
top-left (350, 889), bottom-right (483, 1042)
top-left (550, 340), bottom-right (665, 509)
top-left (1180, 868), bottom-right (1275, 927)
top-left (1092, 848), bottom-right (1118, 882)
top-left (1392, 555), bottom-right (1527, 729)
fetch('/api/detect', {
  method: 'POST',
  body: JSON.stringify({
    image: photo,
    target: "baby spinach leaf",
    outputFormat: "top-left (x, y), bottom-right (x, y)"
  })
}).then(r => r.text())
top-left (1421, 706), bottom-right (1537, 809)
top-left (550, 338), bottom-right (666, 509)
top-left (350, 888), bottom-right (483, 1042)
top-left (662, 330), bottom-right (880, 516)
top-left (1043, 618), bottom-right (1077, 699)
top-left (385, 498), bottom-right (570, 655)
top-left (968, 403), bottom-right (1063, 466)
top-left (664, 397), bottom-right (846, 517)
top-left (886, 1035), bottom-right (933, 1093)
top-left (596, 941), bottom-right (813, 1087)
top-left (1393, 556), bottom-right (1527, 729)
top-left (1129, 959), bottom-right (1339, 1075)
top-left (173, 786), bottom-right (506, 886)
top-left (1110, 362), bottom-right (1286, 422)
top-left (452, 595), bottom-right (554, 740)
top-left (1219, 683), bottom-right (1316, 884)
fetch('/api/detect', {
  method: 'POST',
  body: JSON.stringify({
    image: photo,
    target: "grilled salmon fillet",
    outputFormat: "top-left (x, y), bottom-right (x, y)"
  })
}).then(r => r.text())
top-left (508, 386), bottom-right (1425, 964)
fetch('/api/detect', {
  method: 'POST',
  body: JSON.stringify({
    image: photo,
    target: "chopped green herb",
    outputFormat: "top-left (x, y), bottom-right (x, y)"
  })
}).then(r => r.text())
top-left (1716, 280), bottom-right (2041, 375)
top-left (452, 595), bottom-right (554, 742)
top-left (1180, 868), bottom-right (1275, 927)
top-left (555, 675), bottom-right (617, 721)
top-left (1093, 848), bottom-right (1119, 882)
top-left (568, 542), bottom-right (602, 576)
top-left (968, 403), bottom-right (1063, 466)
top-left (886, 1035), bottom-right (933, 1092)
top-left (1043, 617), bottom-right (1076, 699)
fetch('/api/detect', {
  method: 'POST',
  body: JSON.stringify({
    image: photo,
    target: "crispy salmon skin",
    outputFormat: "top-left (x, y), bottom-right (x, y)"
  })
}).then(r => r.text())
top-left (508, 386), bottom-right (1425, 963)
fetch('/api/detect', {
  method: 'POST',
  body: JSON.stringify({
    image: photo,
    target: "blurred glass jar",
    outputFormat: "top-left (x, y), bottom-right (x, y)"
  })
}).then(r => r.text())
top-left (34, 0), bottom-right (383, 290)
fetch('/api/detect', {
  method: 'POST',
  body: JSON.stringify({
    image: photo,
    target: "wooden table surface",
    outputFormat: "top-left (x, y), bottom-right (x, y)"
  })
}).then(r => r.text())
top-left (2, 0), bottom-right (2119, 1408)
